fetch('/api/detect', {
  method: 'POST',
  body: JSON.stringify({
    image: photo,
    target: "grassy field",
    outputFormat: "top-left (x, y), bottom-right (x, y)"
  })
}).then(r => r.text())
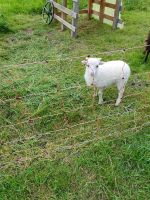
top-left (0, 0), bottom-right (150, 199)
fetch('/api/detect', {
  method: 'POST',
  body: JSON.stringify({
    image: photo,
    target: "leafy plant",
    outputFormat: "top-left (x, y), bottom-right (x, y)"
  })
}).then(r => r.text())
top-left (0, 14), bottom-right (10, 33)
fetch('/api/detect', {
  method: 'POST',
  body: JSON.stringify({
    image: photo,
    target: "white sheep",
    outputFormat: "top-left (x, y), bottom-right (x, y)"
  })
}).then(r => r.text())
top-left (82, 57), bottom-right (131, 106)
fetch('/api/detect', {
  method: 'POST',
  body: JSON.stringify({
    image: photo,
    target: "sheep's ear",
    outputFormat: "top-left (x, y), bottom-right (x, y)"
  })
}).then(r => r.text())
top-left (81, 60), bottom-right (87, 65)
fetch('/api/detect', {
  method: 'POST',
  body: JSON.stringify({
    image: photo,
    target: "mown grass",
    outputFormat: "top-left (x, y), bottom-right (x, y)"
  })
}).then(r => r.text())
top-left (0, 0), bottom-right (150, 199)
top-left (1, 129), bottom-right (150, 200)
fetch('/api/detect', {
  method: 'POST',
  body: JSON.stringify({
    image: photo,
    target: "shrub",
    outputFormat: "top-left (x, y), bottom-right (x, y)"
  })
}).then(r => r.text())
top-left (0, 14), bottom-right (10, 33)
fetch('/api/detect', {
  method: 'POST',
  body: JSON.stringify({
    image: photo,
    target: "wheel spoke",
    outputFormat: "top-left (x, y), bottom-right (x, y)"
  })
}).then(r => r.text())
top-left (45, 6), bottom-right (49, 11)
top-left (46, 16), bottom-right (50, 24)
top-left (44, 6), bottom-right (49, 14)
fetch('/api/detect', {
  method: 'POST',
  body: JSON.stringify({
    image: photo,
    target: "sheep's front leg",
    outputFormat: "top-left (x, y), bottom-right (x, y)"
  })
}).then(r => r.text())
top-left (115, 86), bottom-right (125, 106)
top-left (98, 88), bottom-right (104, 105)
top-left (93, 87), bottom-right (98, 97)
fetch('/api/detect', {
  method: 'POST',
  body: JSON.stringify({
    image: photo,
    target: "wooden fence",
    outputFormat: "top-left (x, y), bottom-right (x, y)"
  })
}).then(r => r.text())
top-left (49, 0), bottom-right (122, 37)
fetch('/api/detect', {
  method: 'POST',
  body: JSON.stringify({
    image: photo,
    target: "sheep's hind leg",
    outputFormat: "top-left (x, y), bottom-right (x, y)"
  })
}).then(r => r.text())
top-left (115, 82), bottom-right (125, 106)
top-left (98, 88), bottom-right (104, 105)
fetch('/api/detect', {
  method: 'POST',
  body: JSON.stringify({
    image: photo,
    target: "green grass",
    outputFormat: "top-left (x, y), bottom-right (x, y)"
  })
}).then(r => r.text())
top-left (0, 0), bottom-right (150, 199)
top-left (1, 129), bottom-right (150, 199)
top-left (0, 0), bottom-right (44, 15)
top-left (124, 0), bottom-right (150, 11)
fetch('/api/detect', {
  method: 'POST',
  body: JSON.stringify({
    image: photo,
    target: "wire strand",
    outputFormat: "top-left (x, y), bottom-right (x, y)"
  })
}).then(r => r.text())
top-left (1, 104), bottom-right (150, 146)
top-left (0, 70), bottom-right (150, 104)
top-left (1, 90), bottom-right (149, 130)
top-left (0, 44), bottom-right (150, 70)
top-left (1, 120), bottom-right (150, 170)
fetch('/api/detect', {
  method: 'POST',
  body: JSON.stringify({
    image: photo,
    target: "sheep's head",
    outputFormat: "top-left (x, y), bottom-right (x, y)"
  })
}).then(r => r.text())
top-left (82, 57), bottom-right (102, 86)
top-left (82, 57), bottom-right (102, 75)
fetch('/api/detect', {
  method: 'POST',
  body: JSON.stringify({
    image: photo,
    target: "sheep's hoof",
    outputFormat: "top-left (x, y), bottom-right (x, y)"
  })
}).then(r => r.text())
top-left (98, 101), bottom-right (104, 105)
top-left (115, 103), bottom-right (120, 107)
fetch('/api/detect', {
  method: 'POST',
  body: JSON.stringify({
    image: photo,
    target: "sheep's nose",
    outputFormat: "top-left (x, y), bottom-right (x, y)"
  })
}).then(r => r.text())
top-left (90, 71), bottom-right (94, 76)
top-left (90, 70), bottom-right (94, 76)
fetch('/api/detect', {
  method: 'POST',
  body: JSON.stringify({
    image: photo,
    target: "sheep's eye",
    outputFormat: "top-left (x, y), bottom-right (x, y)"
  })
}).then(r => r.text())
top-left (96, 65), bottom-right (99, 68)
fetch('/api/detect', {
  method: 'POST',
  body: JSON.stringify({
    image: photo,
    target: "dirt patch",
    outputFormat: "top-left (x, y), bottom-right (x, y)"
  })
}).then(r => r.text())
top-left (24, 28), bottom-right (33, 36)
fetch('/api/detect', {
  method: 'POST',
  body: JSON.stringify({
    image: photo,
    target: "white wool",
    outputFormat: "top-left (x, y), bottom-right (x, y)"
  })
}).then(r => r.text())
top-left (82, 58), bottom-right (131, 106)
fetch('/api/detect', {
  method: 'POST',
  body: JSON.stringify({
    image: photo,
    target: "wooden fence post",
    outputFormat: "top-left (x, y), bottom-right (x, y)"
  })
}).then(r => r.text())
top-left (71, 0), bottom-right (79, 38)
top-left (113, 0), bottom-right (121, 29)
top-left (61, 0), bottom-right (67, 31)
top-left (99, 0), bottom-right (105, 23)
top-left (54, 0), bottom-right (57, 16)
top-left (88, 0), bottom-right (93, 19)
